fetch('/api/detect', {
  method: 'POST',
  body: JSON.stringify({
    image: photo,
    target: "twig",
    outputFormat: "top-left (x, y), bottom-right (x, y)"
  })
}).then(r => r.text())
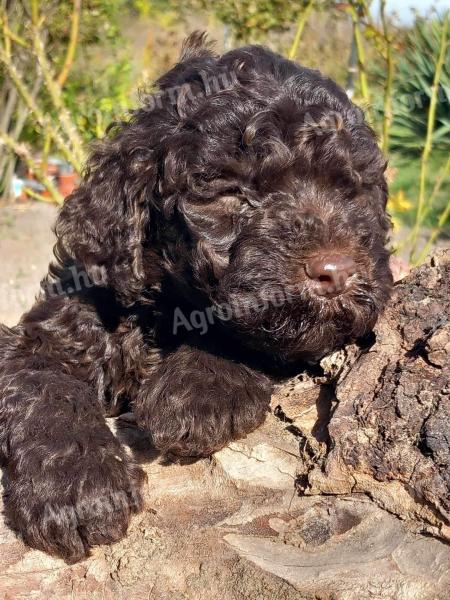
top-left (0, 83), bottom-right (19, 184)
top-left (0, 10), bottom-right (28, 49)
top-left (410, 14), bottom-right (449, 263)
top-left (0, 83), bottom-right (18, 136)
top-left (380, 0), bottom-right (394, 154)
top-left (0, 45), bottom-right (82, 172)
top-left (23, 186), bottom-right (55, 203)
top-left (0, 74), bottom-right (43, 192)
top-left (348, 2), bottom-right (371, 113)
top-left (417, 201), bottom-right (450, 264)
top-left (414, 154), bottom-right (450, 262)
top-left (31, 26), bottom-right (85, 167)
top-left (57, 0), bottom-right (82, 87)
top-left (288, 0), bottom-right (315, 61)
top-left (430, 154), bottom-right (450, 203)
top-left (30, 0), bottom-right (39, 26)
top-left (1, 6), bottom-right (11, 57)
top-left (0, 130), bottom-right (63, 204)
top-left (420, 154), bottom-right (450, 223)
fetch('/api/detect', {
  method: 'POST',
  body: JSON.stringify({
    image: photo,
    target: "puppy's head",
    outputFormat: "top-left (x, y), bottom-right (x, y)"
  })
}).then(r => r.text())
top-left (56, 33), bottom-right (392, 361)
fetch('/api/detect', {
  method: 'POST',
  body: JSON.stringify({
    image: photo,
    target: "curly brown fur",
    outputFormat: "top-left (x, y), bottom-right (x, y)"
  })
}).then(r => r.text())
top-left (0, 33), bottom-right (393, 562)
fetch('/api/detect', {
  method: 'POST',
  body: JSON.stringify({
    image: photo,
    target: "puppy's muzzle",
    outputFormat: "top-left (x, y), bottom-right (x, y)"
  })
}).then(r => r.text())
top-left (305, 254), bottom-right (357, 297)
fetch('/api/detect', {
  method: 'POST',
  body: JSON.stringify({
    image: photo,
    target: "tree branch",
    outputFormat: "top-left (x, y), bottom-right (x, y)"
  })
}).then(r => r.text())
top-left (31, 25), bottom-right (85, 167)
top-left (380, 0), bottom-right (394, 154)
top-left (410, 14), bottom-right (449, 263)
top-left (0, 44), bottom-right (82, 172)
top-left (0, 130), bottom-right (63, 204)
top-left (57, 0), bottom-right (82, 88)
top-left (288, 0), bottom-right (315, 61)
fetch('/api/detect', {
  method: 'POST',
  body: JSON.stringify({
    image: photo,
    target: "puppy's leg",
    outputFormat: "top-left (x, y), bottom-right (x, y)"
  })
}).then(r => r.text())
top-left (0, 329), bottom-right (145, 563)
top-left (133, 344), bottom-right (272, 457)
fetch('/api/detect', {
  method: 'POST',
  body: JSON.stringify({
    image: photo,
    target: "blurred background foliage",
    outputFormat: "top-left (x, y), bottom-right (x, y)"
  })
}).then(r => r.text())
top-left (388, 17), bottom-right (450, 152)
top-left (0, 0), bottom-right (449, 263)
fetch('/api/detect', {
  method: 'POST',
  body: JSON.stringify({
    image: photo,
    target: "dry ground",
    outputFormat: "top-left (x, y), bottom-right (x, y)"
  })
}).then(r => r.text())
top-left (0, 202), bottom-right (57, 326)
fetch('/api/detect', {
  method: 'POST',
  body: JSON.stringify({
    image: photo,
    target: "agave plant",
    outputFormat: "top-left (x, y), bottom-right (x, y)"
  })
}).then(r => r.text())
top-left (389, 16), bottom-right (450, 153)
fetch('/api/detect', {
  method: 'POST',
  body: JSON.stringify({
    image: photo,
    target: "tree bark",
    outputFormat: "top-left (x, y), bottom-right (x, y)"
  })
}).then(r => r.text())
top-left (274, 248), bottom-right (450, 541)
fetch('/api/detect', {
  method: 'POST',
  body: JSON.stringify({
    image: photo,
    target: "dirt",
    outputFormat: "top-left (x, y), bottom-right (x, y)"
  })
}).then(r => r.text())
top-left (0, 202), bottom-right (57, 326)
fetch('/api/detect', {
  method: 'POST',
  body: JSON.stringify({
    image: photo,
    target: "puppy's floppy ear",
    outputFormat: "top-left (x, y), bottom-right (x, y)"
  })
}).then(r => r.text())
top-left (54, 120), bottom-right (157, 306)
top-left (53, 34), bottom-right (215, 305)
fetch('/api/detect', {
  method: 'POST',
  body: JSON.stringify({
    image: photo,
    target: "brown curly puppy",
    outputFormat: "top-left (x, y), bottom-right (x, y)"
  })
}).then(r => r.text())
top-left (0, 33), bottom-right (393, 562)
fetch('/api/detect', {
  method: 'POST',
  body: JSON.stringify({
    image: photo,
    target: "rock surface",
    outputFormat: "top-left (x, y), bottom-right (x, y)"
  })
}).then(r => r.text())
top-left (1, 250), bottom-right (449, 599)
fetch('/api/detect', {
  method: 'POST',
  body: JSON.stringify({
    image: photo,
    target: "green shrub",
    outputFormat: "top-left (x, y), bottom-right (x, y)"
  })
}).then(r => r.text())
top-left (389, 16), bottom-right (450, 153)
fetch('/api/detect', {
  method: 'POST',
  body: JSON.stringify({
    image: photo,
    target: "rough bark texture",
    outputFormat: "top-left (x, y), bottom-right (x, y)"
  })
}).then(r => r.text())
top-left (279, 248), bottom-right (450, 541)
top-left (1, 249), bottom-right (449, 599)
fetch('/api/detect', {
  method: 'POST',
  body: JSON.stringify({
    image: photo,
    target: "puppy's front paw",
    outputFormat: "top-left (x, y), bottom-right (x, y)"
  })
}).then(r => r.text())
top-left (4, 442), bottom-right (145, 563)
top-left (147, 391), bottom-right (269, 457)
top-left (134, 345), bottom-right (272, 457)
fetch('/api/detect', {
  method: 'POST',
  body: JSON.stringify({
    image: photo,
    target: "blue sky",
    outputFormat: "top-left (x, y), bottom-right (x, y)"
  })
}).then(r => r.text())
top-left (372, 0), bottom-right (450, 22)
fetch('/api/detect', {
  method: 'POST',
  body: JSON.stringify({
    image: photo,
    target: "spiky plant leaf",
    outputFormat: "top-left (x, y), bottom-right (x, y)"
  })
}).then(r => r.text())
top-left (389, 16), bottom-right (450, 154)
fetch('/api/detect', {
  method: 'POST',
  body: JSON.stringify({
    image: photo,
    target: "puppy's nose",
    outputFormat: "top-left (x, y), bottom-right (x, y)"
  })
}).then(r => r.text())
top-left (305, 254), bottom-right (356, 296)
